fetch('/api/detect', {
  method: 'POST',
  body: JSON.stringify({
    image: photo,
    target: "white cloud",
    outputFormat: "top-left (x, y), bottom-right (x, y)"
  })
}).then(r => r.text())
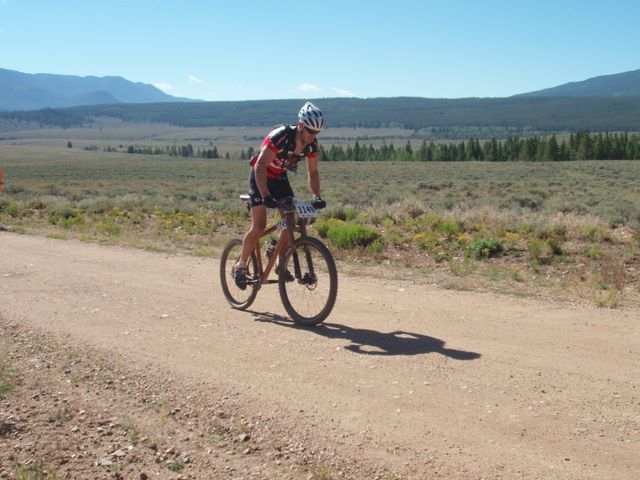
top-left (188, 75), bottom-right (203, 84)
top-left (153, 82), bottom-right (174, 92)
top-left (297, 83), bottom-right (323, 93)
top-left (332, 87), bottom-right (355, 97)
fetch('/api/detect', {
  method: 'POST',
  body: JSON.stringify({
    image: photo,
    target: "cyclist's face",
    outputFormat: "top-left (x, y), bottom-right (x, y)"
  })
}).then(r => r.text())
top-left (303, 126), bottom-right (319, 141)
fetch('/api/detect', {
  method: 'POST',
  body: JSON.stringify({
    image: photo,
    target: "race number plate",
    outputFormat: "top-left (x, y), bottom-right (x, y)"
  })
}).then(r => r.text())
top-left (293, 200), bottom-right (318, 218)
top-left (276, 200), bottom-right (318, 231)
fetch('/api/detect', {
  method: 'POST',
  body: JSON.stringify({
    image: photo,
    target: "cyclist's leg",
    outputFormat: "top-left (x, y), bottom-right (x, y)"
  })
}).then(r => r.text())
top-left (240, 205), bottom-right (267, 265)
top-left (239, 169), bottom-right (269, 264)
top-left (234, 171), bottom-right (268, 288)
top-left (234, 204), bottom-right (266, 289)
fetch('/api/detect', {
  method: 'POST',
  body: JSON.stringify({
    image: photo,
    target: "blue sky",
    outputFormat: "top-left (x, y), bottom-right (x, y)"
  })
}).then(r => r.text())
top-left (1, 0), bottom-right (639, 101)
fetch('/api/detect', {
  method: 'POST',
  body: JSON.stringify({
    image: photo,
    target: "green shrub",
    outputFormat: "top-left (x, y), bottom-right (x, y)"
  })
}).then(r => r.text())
top-left (366, 238), bottom-right (386, 256)
top-left (379, 216), bottom-right (395, 229)
top-left (96, 222), bottom-right (121, 236)
top-left (414, 232), bottom-right (440, 252)
top-left (467, 238), bottom-right (503, 258)
top-left (0, 198), bottom-right (22, 217)
top-left (586, 244), bottom-right (602, 259)
top-left (48, 208), bottom-right (84, 229)
top-left (437, 219), bottom-right (461, 239)
top-left (515, 223), bottom-right (534, 235)
top-left (27, 199), bottom-right (47, 210)
top-left (318, 219), bottom-right (380, 249)
top-left (343, 207), bottom-right (359, 221)
top-left (406, 212), bottom-right (442, 233)
top-left (542, 224), bottom-right (567, 241)
top-left (527, 238), bottom-right (551, 267)
top-left (384, 229), bottom-right (405, 248)
top-left (501, 231), bottom-right (521, 250)
top-left (545, 236), bottom-right (564, 256)
top-left (527, 236), bottom-right (563, 266)
top-left (3, 202), bottom-right (21, 217)
top-left (325, 205), bottom-right (358, 222)
top-left (527, 238), bottom-right (544, 260)
top-left (582, 225), bottom-right (610, 242)
top-left (314, 219), bottom-right (330, 238)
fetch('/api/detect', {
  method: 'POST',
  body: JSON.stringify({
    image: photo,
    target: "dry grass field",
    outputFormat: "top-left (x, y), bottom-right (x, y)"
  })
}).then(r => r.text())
top-left (1, 122), bottom-right (640, 308)
top-left (0, 118), bottom-right (418, 153)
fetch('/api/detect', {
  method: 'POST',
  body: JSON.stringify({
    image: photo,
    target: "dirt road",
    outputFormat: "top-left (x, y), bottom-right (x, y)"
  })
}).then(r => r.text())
top-left (1, 233), bottom-right (638, 479)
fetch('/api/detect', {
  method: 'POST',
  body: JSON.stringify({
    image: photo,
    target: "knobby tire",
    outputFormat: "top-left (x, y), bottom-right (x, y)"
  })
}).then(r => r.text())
top-left (220, 238), bottom-right (259, 310)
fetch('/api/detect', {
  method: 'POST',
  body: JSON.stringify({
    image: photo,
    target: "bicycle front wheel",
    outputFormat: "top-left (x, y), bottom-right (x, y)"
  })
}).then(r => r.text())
top-left (220, 238), bottom-right (259, 310)
top-left (279, 236), bottom-right (338, 326)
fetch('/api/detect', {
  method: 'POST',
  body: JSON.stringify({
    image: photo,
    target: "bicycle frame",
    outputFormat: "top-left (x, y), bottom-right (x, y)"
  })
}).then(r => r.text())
top-left (243, 196), bottom-right (311, 288)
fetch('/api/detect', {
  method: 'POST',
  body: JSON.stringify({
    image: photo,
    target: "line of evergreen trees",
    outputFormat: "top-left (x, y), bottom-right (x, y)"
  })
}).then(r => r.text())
top-left (124, 144), bottom-right (225, 159)
top-left (318, 131), bottom-right (640, 162)
top-left (118, 131), bottom-right (640, 162)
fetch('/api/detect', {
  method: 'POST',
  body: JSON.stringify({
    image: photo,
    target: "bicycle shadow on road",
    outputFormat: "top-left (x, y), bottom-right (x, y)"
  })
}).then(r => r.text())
top-left (250, 312), bottom-right (481, 361)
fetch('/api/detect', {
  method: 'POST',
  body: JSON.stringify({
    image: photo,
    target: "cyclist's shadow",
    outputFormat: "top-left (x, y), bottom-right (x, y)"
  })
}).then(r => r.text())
top-left (250, 312), bottom-right (481, 361)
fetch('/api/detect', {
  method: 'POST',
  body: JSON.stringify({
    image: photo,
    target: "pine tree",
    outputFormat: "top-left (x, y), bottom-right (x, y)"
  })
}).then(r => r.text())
top-left (404, 141), bottom-right (413, 161)
top-left (546, 135), bottom-right (560, 161)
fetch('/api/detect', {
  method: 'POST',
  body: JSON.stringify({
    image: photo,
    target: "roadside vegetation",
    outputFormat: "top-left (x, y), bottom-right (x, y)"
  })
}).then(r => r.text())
top-left (1, 143), bottom-right (639, 308)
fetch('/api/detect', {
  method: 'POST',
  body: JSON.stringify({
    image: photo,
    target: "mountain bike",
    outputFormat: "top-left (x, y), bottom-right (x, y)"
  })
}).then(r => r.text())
top-left (220, 196), bottom-right (338, 326)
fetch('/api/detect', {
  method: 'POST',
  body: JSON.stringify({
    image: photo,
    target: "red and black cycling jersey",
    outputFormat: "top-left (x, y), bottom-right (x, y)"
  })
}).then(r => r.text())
top-left (250, 125), bottom-right (319, 179)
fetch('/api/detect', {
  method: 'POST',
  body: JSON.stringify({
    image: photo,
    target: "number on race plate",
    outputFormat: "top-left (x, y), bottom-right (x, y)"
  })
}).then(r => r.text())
top-left (295, 201), bottom-right (318, 218)
top-left (276, 200), bottom-right (318, 232)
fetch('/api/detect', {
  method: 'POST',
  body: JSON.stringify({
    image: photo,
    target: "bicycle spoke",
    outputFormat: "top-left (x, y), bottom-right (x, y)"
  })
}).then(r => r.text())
top-left (279, 237), bottom-right (337, 326)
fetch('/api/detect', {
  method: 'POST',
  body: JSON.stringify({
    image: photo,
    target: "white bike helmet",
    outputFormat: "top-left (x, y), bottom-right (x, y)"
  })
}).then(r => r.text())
top-left (298, 102), bottom-right (325, 132)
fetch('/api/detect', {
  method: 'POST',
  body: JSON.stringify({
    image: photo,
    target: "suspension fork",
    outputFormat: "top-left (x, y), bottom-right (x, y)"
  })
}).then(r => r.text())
top-left (299, 221), bottom-right (316, 282)
top-left (283, 211), bottom-right (315, 284)
top-left (284, 210), bottom-right (302, 280)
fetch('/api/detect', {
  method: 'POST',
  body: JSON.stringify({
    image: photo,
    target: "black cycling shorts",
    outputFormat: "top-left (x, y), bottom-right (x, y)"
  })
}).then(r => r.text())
top-left (248, 169), bottom-right (294, 207)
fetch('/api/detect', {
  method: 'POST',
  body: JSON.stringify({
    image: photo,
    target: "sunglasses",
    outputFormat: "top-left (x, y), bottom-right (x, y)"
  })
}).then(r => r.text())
top-left (304, 126), bottom-right (320, 136)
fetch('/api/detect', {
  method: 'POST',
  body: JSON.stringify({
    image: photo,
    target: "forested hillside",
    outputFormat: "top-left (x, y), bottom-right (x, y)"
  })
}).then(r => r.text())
top-left (3, 97), bottom-right (640, 133)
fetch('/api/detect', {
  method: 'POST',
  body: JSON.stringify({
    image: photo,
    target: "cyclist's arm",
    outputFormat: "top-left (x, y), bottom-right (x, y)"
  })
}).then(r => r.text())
top-left (307, 155), bottom-right (321, 197)
top-left (254, 147), bottom-right (276, 198)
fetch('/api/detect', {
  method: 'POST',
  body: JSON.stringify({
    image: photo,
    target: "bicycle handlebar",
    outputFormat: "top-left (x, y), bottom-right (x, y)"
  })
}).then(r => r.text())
top-left (239, 194), bottom-right (325, 211)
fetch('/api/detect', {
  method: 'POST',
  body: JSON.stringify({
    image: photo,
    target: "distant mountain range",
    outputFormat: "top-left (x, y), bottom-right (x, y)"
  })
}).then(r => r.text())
top-left (0, 68), bottom-right (197, 111)
top-left (1, 67), bottom-right (640, 113)
top-left (2, 68), bottom-right (640, 133)
top-left (514, 69), bottom-right (640, 97)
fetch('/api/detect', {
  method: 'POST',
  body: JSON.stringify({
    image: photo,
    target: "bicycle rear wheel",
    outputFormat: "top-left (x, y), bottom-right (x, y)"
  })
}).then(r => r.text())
top-left (220, 238), bottom-right (259, 310)
top-left (279, 236), bottom-right (338, 326)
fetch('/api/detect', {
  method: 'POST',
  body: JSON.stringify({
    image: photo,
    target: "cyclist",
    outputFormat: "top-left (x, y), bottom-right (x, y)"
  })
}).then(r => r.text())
top-left (233, 101), bottom-right (326, 289)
